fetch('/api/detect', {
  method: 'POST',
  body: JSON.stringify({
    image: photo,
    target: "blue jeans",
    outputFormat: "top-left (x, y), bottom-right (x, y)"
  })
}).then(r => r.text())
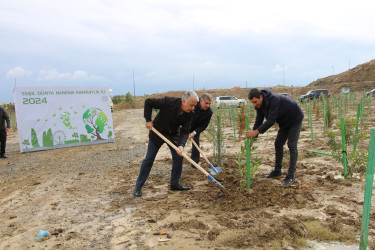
top-left (135, 139), bottom-right (184, 188)
top-left (274, 121), bottom-right (302, 178)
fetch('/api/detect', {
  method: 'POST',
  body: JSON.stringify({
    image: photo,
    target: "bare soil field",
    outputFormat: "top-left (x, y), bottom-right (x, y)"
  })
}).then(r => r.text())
top-left (1, 100), bottom-right (375, 249)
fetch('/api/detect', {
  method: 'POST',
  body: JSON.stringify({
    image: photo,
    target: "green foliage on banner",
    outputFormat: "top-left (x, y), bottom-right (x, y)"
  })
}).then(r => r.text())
top-left (95, 110), bottom-right (108, 133)
top-left (43, 128), bottom-right (54, 147)
top-left (22, 139), bottom-right (30, 148)
top-left (80, 134), bottom-right (91, 142)
top-left (85, 124), bottom-right (94, 133)
top-left (31, 128), bottom-right (40, 147)
top-left (59, 110), bottom-right (77, 129)
top-left (72, 132), bottom-right (79, 140)
top-left (64, 139), bottom-right (80, 144)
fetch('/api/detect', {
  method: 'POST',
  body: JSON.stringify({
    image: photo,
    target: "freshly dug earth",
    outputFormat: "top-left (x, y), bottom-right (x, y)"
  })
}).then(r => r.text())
top-left (1, 106), bottom-right (375, 249)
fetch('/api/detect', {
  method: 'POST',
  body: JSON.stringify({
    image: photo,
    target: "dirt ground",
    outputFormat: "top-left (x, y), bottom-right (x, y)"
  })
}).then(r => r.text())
top-left (1, 103), bottom-right (375, 249)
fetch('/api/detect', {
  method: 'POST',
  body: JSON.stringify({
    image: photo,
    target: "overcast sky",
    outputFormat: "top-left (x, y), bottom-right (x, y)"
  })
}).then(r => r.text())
top-left (1, 0), bottom-right (375, 102)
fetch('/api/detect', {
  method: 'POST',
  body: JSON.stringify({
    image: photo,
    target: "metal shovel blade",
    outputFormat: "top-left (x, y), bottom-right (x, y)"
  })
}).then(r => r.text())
top-left (209, 163), bottom-right (222, 175)
top-left (207, 175), bottom-right (225, 189)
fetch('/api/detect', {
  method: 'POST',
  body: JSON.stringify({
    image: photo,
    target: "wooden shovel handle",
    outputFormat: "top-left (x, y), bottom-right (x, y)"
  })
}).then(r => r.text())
top-left (190, 138), bottom-right (211, 165)
top-left (151, 127), bottom-right (210, 177)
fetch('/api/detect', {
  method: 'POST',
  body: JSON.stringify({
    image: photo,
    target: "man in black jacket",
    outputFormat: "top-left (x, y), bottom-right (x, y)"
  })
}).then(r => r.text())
top-left (245, 88), bottom-right (304, 186)
top-left (134, 90), bottom-right (199, 197)
top-left (0, 106), bottom-right (11, 159)
top-left (189, 93), bottom-right (213, 166)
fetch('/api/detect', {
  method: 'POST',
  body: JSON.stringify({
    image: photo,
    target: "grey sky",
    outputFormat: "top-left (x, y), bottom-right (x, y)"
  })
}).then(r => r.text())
top-left (1, 0), bottom-right (375, 102)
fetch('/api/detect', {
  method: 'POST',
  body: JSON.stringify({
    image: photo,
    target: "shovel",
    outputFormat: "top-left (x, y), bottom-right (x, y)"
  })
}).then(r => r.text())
top-left (190, 138), bottom-right (222, 175)
top-left (151, 127), bottom-right (230, 195)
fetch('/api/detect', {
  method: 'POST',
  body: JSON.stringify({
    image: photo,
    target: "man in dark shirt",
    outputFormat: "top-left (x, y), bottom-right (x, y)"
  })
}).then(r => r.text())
top-left (245, 88), bottom-right (304, 186)
top-left (0, 106), bottom-right (11, 158)
top-left (189, 93), bottom-right (213, 166)
top-left (134, 90), bottom-right (199, 197)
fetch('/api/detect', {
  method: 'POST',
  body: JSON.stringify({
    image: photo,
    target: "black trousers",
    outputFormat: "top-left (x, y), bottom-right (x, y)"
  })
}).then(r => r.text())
top-left (0, 129), bottom-right (6, 156)
top-left (136, 139), bottom-right (184, 188)
top-left (274, 121), bottom-right (302, 178)
top-left (190, 134), bottom-right (200, 164)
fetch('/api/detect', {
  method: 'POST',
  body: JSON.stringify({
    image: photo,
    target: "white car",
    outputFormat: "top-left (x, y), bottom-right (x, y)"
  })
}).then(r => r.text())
top-left (366, 89), bottom-right (375, 97)
top-left (214, 96), bottom-right (246, 107)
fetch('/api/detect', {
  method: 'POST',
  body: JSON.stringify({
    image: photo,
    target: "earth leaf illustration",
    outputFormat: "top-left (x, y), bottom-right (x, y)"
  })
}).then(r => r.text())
top-left (83, 107), bottom-right (108, 140)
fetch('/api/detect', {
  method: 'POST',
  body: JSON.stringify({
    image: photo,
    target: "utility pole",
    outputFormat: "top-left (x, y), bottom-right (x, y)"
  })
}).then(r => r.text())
top-left (283, 67), bottom-right (285, 86)
top-left (133, 69), bottom-right (135, 96)
top-left (246, 80), bottom-right (247, 88)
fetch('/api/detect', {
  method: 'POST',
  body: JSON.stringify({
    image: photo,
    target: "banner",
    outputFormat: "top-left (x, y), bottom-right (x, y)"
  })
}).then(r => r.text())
top-left (13, 86), bottom-right (114, 153)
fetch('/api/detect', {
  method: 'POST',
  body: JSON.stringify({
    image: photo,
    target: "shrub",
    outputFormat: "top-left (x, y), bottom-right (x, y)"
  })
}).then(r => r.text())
top-left (327, 117), bottom-right (368, 178)
top-left (112, 96), bottom-right (123, 104)
top-left (206, 108), bottom-right (225, 167)
top-left (237, 105), bottom-right (246, 141)
top-left (125, 92), bottom-right (136, 108)
top-left (236, 138), bottom-right (262, 190)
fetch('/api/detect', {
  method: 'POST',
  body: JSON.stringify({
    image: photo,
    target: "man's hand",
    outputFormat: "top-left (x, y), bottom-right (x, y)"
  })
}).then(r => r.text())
top-left (146, 121), bottom-right (153, 130)
top-left (6, 128), bottom-right (10, 132)
top-left (176, 146), bottom-right (184, 156)
top-left (245, 129), bottom-right (259, 138)
top-left (188, 132), bottom-right (195, 139)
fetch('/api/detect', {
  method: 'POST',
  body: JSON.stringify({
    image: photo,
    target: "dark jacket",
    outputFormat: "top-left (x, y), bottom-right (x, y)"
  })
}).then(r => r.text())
top-left (190, 102), bottom-right (213, 135)
top-left (253, 89), bottom-right (304, 134)
top-left (0, 107), bottom-right (10, 130)
top-left (144, 96), bottom-right (194, 147)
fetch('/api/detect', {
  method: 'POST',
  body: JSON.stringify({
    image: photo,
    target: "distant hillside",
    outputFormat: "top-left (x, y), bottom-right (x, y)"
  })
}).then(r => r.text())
top-left (128, 85), bottom-right (304, 109)
top-left (146, 60), bottom-right (375, 99)
top-left (143, 85), bottom-right (299, 102)
top-left (309, 59), bottom-right (375, 94)
top-left (118, 60), bottom-right (375, 110)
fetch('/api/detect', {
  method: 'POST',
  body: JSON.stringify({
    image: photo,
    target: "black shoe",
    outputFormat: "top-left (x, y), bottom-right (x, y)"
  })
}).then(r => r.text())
top-left (133, 186), bottom-right (142, 197)
top-left (266, 170), bottom-right (282, 178)
top-left (0, 155), bottom-right (7, 159)
top-left (282, 176), bottom-right (296, 186)
top-left (170, 184), bottom-right (190, 191)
